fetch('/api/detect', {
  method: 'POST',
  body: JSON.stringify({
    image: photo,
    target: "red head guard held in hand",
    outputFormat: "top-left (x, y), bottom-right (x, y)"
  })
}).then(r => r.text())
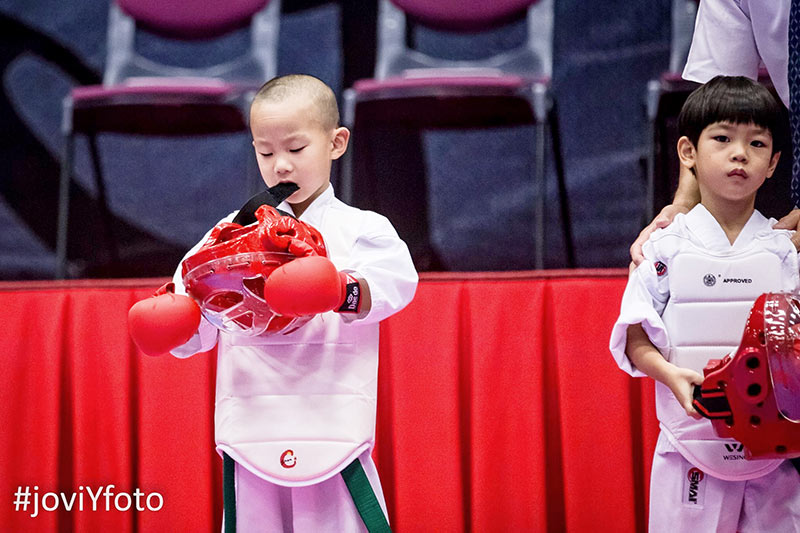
top-left (693, 292), bottom-right (800, 459)
top-left (181, 205), bottom-right (328, 336)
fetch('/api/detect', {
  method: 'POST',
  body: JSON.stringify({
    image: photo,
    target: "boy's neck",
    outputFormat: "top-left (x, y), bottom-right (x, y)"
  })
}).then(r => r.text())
top-left (699, 197), bottom-right (755, 245)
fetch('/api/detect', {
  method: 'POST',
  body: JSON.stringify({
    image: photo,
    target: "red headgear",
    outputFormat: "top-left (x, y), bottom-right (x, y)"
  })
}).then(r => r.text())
top-left (693, 292), bottom-right (800, 459)
top-left (181, 205), bottom-right (327, 336)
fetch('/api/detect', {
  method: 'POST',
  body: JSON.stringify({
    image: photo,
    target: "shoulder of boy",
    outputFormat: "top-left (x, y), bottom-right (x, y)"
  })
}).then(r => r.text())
top-left (651, 211), bottom-right (688, 241)
top-left (334, 198), bottom-right (400, 237)
top-left (639, 234), bottom-right (678, 287)
top-left (753, 226), bottom-right (799, 262)
top-left (644, 214), bottom-right (691, 264)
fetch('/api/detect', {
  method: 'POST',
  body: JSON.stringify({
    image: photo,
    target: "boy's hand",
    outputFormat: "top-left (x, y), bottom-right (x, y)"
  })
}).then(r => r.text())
top-left (664, 365), bottom-right (705, 419)
top-left (263, 256), bottom-right (361, 317)
top-left (630, 203), bottom-right (690, 266)
top-left (128, 284), bottom-right (202, 356)
top-left (773, 208), bottom-right (800, 251)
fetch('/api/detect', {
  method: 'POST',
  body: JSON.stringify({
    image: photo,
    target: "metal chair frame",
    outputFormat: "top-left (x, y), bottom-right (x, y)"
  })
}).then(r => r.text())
top-left (55, 0), bottom-right (281, 278)
top-left (340, 0), bottom-right (573, 269)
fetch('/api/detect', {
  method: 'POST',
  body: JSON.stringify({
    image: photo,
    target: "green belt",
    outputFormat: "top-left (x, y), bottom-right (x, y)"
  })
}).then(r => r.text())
top-left (341, 457), bottom-right (392, 532)
top-left (223, 453), bottom-right (236, 533)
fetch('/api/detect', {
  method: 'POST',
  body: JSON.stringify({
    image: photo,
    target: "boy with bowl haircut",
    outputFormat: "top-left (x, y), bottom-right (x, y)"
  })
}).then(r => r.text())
top-left (610, 76), bottom-right (800, 531)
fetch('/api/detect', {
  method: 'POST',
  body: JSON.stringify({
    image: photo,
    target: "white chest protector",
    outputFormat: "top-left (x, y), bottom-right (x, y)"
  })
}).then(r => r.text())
top-left (214, 315), bottom-right (378, 487)
top-left (212, 200), bottom-right (387, 487)
top-left (659, 249), bottom-right (786, 480)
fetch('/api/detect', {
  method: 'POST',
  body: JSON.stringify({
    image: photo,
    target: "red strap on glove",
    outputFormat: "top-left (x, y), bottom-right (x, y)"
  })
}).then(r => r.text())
top-left (128, 283), bottom-right (202, 356)
top-left (263, 211), bottom-right (326, 258)
top-left (262, 256), bottom-right (362, 317)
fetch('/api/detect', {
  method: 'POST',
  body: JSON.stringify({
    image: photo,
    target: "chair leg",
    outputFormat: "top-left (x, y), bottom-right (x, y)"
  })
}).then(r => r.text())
top-left (530, 84), bottom-right (551, 270)
top-left (247, 146), bottom-right (262, 197)
top-left (55, 129), bottom-right (74, 279)
top-left (339, 88), bottom-right (357, 205)
top-left (548, 102), bottom-right (575, 267)
top-left (644, 80), bottom-right (661, 222)
top-left (534, 121), bottom-right (546, 270)
top-left (238, 89), bottom-right (263, 198)
top-left (87, 133), bottom-right (120, 267)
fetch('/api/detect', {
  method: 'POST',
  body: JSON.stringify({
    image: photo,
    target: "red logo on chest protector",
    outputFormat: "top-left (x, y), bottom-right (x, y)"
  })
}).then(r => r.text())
top-left (280, 449), bottom-right (296, 468)
top-left (654, 261), bottom-right (667, 276)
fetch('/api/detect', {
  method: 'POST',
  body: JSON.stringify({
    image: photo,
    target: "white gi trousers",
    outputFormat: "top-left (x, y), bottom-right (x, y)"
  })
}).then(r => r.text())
top-left (649, 434), bottom-right (800, 532)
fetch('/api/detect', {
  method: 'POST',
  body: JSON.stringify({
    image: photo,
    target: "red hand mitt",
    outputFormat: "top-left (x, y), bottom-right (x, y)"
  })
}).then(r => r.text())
top-left (128, 292), bottom-right (201, 356)
top-left (263, 255), bottom-right (347, 317)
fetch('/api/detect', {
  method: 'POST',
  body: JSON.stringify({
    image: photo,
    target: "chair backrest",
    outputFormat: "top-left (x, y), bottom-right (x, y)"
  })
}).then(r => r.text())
top-left (374, 0), bottom-right (552, 80)
top-left (669, 0), bottom-right (698, 73)
top-left (103, 0), bottom-right (280, 86)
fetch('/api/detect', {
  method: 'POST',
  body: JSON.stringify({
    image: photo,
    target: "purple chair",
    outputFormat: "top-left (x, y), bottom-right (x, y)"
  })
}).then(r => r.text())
top-left (340, 0), bottom-right (573, 269)
top-left (55, 0), bottom-right (280, 278)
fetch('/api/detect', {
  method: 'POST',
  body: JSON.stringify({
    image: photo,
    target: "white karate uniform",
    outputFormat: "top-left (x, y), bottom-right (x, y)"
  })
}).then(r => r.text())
top-left (610, 205), bottom-right (800, 532)
top-left (682, 0), bottom-right (789, 107)
top-left (171, 185), bottom-right (418, 532)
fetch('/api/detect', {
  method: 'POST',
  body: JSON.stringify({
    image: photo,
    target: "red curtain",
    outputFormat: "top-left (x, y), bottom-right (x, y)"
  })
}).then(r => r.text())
top-left (0, 272), bottom-right (658, 532)
top-left (0, 281), bottom-right (221, 532)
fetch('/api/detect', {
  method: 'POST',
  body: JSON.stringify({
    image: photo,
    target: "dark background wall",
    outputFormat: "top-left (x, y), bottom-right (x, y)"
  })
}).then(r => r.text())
top-left (0, 0), bottom-right (678, 279)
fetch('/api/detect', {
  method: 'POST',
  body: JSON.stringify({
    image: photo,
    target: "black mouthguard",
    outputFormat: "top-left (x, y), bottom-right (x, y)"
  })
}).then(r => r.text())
top-left (232, 183), bottom-right (300, 225)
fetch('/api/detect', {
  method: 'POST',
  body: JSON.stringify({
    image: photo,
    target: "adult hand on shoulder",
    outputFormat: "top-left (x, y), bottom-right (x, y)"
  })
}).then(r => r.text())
top-left (629, 203), bottom-right (690, 267)
top-left (631, 164), bottom-right (699, 269)
top-left (773, 208), bottom-right (800, 251)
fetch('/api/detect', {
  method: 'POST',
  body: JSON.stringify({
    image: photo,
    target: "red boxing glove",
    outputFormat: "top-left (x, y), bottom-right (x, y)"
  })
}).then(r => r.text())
top-left (262, 256), bottom-right (362, 317)
top-left (128, 284), bottom-right (202, 356)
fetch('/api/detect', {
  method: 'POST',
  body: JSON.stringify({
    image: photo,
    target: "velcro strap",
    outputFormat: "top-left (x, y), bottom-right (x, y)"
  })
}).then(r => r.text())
top-left (338, 272), bottom-right (362, 314)
top-left (153, 282), bottom-right (175, 296)
top-left (692, 385), bottom-right (733, 419)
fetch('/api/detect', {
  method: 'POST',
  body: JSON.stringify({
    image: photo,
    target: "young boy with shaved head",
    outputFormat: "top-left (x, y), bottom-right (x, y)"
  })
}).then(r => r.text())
top-left (169, 74), bottom-right (418, 532)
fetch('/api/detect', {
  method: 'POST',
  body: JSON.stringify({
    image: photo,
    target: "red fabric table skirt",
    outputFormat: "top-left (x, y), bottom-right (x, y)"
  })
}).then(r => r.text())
top-left (0, 270), bottom-right (658, 532)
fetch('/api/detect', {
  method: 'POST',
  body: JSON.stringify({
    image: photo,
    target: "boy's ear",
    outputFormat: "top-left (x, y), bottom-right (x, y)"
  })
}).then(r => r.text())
top-left (766, 151), bottom-right (781, 179)
top-left (676, 136), bottom-right (696, 170)
top-left (330, 127), bottom-right (350, 160)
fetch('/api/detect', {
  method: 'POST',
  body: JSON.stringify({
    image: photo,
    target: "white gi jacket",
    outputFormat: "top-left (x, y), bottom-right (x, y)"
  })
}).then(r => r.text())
top-left (610, 205), bottom-right (799, 480)
top-left (170, 185), bottom-right (418, 487)
top-left (682, 0), bottom-right (789, 107)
